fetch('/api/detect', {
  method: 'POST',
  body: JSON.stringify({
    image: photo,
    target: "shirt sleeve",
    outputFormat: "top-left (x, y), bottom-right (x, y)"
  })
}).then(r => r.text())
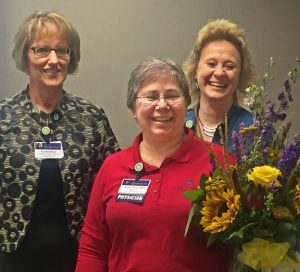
top-left (88, 107), bottom-right (120, 189)
top-left (76, 161), bottom-right (111, 272)
top-left (97, 108), bottom-right (120, 159)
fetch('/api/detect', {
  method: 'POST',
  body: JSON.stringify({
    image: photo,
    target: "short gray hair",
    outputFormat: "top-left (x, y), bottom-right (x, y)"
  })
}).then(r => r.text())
top-left (12, 10), bottom-right (80, 74)
top-left (127, 57), bottom-right (191, 111)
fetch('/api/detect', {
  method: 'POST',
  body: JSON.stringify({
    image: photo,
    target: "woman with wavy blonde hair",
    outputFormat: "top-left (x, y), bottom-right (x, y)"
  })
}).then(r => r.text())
top-left (183, 19), bottom-right (255, 153)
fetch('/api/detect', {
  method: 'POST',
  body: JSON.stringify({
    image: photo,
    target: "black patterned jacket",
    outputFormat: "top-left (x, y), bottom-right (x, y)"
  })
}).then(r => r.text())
top-left (0, 89), bottom-right (120, 253)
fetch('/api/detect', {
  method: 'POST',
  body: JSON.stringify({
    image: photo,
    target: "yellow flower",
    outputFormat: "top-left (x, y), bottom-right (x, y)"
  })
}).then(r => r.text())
top-left (204, 176), bottom-right (226, 192)
top-left (240, 125), bottom-right (258, 135)
top-left (247, 166), bottom-right (281, 187)
top-left (238, 238), bottom-right (293, 271)
top-left (271, 205), bottom-right (293, 220)
top-left (200, 189), bottom-right (240, 234)
top-left (265, 147), bottom-right (282, 161)
top-left (294, 179), bottom-right (300, 214)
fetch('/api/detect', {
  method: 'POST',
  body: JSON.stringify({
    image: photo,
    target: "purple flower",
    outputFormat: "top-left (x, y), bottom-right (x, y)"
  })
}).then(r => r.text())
top-left (278, 92), bottom-right (286, 102)
top-left (277, 113), bottom-right (287, 121)
top-left (276, 134), bottom-right (300, 178)
top-left (266, 101), bottom-right (287, 122)
top-left (232, 130), bottom-right (240, 156)
top-left (281, 121), bottom-right (292, 141)
top-left (284, 80), bottom-right (293, 102)
top-left (261, 123), bottom-right (273, 148)
top-left (277, 91), bottom-right (289, 111)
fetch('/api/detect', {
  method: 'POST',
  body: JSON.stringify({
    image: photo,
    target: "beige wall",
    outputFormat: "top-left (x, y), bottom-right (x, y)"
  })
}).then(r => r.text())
top-left (0, 0), bottom-right (299, 148)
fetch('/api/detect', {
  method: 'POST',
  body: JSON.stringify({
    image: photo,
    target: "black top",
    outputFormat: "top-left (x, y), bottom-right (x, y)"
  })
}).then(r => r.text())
top-left (27, 159), bottom-right (68, 244)
top-left (31, 159), bottom-right (66, 221)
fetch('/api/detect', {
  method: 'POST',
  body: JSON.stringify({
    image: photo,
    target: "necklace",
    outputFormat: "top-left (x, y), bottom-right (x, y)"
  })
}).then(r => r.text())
top-left (198, 119), bottom-right (217, 138)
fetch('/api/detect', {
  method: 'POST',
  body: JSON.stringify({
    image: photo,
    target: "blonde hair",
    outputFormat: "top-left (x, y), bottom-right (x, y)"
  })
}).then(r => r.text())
top-left (183, 19), bottom-right (255, 106)
top-left (12, 10), bottom-right (80, 74)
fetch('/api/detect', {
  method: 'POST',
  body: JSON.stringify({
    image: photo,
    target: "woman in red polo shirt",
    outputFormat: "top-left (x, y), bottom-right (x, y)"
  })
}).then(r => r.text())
top-left (76, 57), bottom-right (234, 272)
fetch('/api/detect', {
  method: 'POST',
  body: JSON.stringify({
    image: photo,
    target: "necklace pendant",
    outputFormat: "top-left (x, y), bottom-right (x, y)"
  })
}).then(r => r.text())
top-left (41, 126), bottom-right (51, 136)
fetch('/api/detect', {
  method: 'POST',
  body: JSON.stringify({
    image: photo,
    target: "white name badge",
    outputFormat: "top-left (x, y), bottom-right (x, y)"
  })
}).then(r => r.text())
top-left (116, 179), bottom-right (151, 204)
top-left (34, 141), bottom-right (64, 160)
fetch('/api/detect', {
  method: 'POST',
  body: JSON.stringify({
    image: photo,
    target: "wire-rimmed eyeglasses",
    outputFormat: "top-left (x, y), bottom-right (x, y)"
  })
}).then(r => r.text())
top-left (30, 46), bottom-right (72, 58)
top-left (136, 91), bottom-right (183, 106)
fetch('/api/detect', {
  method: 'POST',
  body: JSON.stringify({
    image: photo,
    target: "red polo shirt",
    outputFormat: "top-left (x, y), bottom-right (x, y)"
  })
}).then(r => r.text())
top-left (76, 129), bottom-right (234, 272)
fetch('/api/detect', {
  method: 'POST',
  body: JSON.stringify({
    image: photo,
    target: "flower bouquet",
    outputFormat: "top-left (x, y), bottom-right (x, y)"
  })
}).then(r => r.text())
top-left (184, 58), bottom-right (300, 272)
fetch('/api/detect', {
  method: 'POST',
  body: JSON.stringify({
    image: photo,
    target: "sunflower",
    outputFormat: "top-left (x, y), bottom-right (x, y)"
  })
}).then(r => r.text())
top-left (200, 189), bottom-right (240, 234)
top-left (294, 179), bottom-right (300, 214)
top-left (204, 176), bottom-right (226, 192)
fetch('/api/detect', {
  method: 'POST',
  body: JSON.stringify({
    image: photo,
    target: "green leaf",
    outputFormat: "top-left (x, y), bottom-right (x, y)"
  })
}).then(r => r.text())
top-left (276, 222), bottom-right (296, 233)
top-left (184, 203), bottom-right (197, 237)
top-left (183, 188), bottom-right (204, 202)
top-left (287, 249), bottom-right (299, 262)
top-left (207, 233), bottom-right (220, 247)
top-left (199, 174), bottom-right (208, 189)
top-left (212, 168), bottom-right (222, 178)
top-left (227, 222), bottom-right (257, 240)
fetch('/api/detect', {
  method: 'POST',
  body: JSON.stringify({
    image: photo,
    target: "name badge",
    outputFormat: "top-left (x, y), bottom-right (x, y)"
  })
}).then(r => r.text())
top-left (34, 141), bottom-right (64, 160)
top-left (116, 179), bottom-right (151, 204)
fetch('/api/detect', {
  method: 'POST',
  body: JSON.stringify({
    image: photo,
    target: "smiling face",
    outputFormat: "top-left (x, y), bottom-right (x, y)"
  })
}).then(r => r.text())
top-left (27, 26), bottom-right (70, 91)
top-left (195, 40), bottom-right (241, 104)
top-left (132, 73), bottom-right (187, 143)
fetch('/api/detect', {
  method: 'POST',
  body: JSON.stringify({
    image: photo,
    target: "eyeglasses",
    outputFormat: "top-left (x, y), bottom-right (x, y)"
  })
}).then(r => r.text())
top-left (30, 46), bottom-right (72, 58)
top-left (136, 91), bottom-right (183, 106)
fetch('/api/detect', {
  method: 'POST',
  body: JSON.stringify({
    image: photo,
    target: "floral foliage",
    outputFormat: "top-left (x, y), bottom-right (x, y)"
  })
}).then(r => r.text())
top-left (184, 58), bottom-right (300, 271)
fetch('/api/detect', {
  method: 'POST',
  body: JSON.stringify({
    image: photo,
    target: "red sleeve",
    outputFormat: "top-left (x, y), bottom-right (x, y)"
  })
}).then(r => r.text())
top-left (75, 161), bottom-right (111, 272)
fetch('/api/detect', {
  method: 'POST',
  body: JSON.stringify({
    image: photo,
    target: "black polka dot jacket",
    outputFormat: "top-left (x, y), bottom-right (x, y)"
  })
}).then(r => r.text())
top-left (0, 88), bottom-right (120, 253)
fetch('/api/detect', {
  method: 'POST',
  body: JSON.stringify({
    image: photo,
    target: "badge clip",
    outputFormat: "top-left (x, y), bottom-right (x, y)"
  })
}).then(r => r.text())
top-left (134, 162), bottom-right (144, 181)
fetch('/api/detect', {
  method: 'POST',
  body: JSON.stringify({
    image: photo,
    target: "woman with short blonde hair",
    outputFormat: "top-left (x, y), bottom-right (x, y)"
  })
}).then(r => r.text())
top-left (183, 19), bottom-right (255, 153)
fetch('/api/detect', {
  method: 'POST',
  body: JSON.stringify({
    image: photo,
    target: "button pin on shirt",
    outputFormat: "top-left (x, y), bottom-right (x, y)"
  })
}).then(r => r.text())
top-left (41, 126), bottom-right (51, 136)
top-left (185, 120), bottom-right (193, 128)
top-left (134, 162), bottom-right (144, 181)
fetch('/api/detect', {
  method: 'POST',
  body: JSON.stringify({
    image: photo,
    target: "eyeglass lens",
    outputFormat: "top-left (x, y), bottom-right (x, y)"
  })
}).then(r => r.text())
top-left (31, 46), bottom-right (71, 57)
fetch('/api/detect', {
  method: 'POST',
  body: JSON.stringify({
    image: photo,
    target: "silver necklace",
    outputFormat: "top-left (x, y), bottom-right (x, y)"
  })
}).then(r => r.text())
top-left (202, 124), bottom-right (217, 137)
top-left (199, 119), bottom-right (217, 138)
